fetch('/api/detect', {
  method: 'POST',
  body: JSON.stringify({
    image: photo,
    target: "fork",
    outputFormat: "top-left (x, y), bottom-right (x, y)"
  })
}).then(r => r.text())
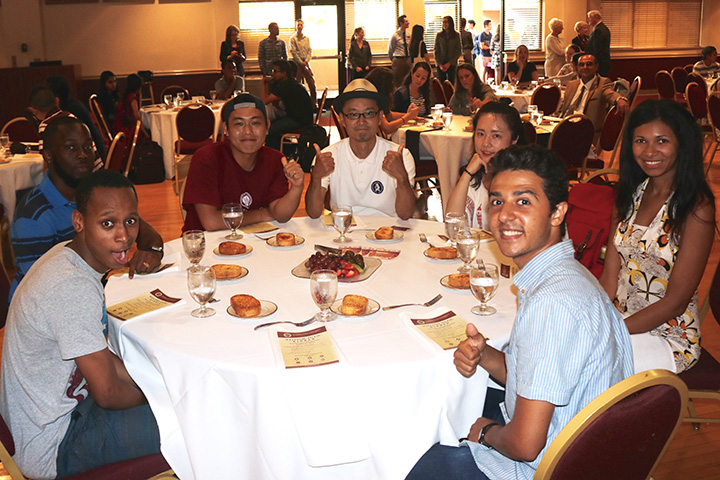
top-left (254, 317), bottom-right (316, 331)
top-left (382, 294), bottom-right (443, 311)
top-left (419, 233), bottom-right (436, 249)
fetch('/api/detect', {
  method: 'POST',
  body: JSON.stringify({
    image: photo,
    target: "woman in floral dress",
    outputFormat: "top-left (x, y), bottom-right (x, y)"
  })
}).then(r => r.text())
top-left (600, 99), bottom-right (716, 373)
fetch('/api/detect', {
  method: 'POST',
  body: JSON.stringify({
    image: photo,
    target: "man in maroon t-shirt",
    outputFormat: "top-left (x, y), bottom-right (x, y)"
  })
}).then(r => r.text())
top-left (181, 93), bottom-right (305, 232)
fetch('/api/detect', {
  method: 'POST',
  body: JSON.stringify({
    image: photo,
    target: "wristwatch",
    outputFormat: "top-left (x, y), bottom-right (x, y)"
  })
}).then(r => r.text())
top-left (142, 245), bottom-right (164, 255)
top-left (479, 422), bottom-right (500, 449)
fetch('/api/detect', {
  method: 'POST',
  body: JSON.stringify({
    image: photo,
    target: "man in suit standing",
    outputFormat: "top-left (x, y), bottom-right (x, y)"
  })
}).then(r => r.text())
top-left (586, 10), bottom-right (611, 77)
top-left (555, 53), bottom-right (628, 145)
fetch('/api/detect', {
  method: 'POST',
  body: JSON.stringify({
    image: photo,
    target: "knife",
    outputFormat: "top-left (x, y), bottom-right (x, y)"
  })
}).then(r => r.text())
top-left (315, 244), bottom-right (342, 255)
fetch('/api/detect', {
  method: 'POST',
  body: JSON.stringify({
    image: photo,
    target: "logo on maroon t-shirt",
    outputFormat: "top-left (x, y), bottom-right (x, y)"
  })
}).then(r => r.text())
top-left (240, 192), bottom-right (253, 209)
top-left (65, 366), bottom-right (89, 404)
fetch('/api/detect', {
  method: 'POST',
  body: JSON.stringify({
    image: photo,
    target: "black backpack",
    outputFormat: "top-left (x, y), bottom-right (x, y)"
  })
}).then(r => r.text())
top-left (129, 140), bottom-right (165, 184)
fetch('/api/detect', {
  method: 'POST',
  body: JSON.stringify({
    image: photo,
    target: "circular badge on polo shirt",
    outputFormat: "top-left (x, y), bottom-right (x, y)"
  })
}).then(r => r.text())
top-left (371, 181), bottom-right (384, 195)
top-left (240, 192), bottom-right (252, 209)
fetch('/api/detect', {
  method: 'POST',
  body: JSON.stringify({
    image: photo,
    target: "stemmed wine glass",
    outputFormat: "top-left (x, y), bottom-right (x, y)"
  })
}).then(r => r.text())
top-left (163, 94), bottom-right (173, 109)
top-left (331, 205), bottom-right (353, 243)
top-left (456, 228), bottom-right (480, 273)
top-left (187, 265), bottom-right (216, 318)
top-left (444, 212), bottom-right (467, 247)
top-left (470, 264), bottom-right (499, 315)
top-left (222, 203), bottom-right (244, 240)
top-left (182, 230), bottom-right (205, 266)
top-left (177, 91), bottom-right (185, 104)
top-left (0, 134), bottom-right (9, 158)
top-left (310, 270), bottom-right (338, 322)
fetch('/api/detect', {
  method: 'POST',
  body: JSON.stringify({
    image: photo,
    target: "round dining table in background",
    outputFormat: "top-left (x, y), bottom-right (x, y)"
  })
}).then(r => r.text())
top-left (0, 152), bottom-right (45, 221)
top-left (106, 216), bottom-right (518, 480)
top-left (140, 102), bottom-right (224, 180)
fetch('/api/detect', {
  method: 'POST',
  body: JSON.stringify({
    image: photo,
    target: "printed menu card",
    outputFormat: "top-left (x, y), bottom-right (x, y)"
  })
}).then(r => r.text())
top-left (276, 326), bottom-right (340, 369)
top-left (410, 311), bottom-right (469, 350)
top-left (107, 289), bottom-right (182, 321)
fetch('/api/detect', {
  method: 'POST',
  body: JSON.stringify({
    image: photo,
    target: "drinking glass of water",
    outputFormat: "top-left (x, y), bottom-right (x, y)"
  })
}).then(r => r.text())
top-left (331, 205), bottom-right (353, 243)
top-left (310, 270), bottom-right (338, 322)
top-left (444, 212), bottom-right (467, 247)
top-left (182, 230), bottom-right (205, 266)
top-left (222, 203), bottom-right (244, 240)
top-left (163, 94), bottom-right (173, 109)
top-left (470, 264), bottom-right (499, 315)
top-left (456, 228), bottom-right (480, 273)
top-left (187, 265), bottom-right (216, 318)
top-left (442, 109), bottom-right (453, 131)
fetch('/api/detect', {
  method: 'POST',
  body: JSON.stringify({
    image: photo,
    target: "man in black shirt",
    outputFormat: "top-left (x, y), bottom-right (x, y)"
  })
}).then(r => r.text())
top-left (262, 60), bottom-right (314, 151)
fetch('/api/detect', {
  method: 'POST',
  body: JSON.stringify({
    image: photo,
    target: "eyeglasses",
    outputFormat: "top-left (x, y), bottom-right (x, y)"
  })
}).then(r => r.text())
top-left (342, 110), bottom-right (380, 120)
top-left (577, 61), bottom-right (595, 67)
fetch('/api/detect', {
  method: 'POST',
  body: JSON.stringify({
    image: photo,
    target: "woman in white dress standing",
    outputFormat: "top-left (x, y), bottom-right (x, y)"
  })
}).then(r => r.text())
top-left (544, 18), bottom-right (565, 77)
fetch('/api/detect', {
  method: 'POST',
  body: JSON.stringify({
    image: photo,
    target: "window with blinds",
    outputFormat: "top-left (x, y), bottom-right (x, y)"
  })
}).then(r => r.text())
top-left (503, 0), bottom-right (542, 51)
top-left (344, 0), bottom-right (399, 57)
top-left (601, 0), bottom-right (701, 48)
top-left (424, 0), bottom-right (460, 51)
top-left (237, 1), bottom-right (297, 60)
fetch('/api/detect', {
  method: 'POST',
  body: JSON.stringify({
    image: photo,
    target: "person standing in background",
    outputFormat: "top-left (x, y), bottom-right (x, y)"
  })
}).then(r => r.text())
top-left (97, 71), bottom-right (118, 134)
top-left (586, 10), bottom-right (611, 77)
top-left (544, 18), bottom-right (565, 77)
top-left (460, 18), bottom-right (474, 65)
top-left (348, 27), bottom-right (372, 80)
top-left (258, 22), bottom-right (288, 97)
top-left (571, 21), bottom-right (590, 52)
top-left (388, 15), bottom-right (412, 87)
top-left (290, 19), bottom-right (317, 109)
top-left (477, 20), bottom-right (494, 83)
top-left (435, 16), bottom-right (462, 84)
top-left (408, 25), bottom-right (431, 65)
top-left (219, 25), bottom-right (246, 77)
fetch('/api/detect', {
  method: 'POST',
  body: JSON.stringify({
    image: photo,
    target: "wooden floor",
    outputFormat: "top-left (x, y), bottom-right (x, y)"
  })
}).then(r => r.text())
top-left (1, 140), bottom-right (719, 478)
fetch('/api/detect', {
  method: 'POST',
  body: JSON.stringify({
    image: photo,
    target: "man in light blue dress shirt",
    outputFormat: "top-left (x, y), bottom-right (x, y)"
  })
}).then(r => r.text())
top-left (406, 145), bottom-right (634, 480)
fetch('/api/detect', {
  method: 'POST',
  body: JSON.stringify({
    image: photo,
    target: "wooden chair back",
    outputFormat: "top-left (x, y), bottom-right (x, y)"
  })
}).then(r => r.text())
top-left (1, 118), bottom-right (39, 143)
top-left (431, 78), bottom-right (447, 105)
top-left (530, 83), bottom-right (562, 115)
top-left (105, 132), bottom-right (128, 173)
top-left (88, 94), bottom-right (113, 144)
top-left (654, 70), bottom-right (675, 100)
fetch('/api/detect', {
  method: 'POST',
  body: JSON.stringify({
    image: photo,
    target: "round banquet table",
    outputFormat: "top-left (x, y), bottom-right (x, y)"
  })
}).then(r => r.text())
top-left (492, 85), bottom-right (533, 113)
top-left (0, 153), bottom-right (45, 221)
top-left (106, 216), bottom-right (519, 480)
top-left (140, 102), bottom-right (224, 180)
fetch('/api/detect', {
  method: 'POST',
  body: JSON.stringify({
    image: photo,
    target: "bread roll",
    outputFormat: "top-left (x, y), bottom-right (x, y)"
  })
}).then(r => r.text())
top-left (230, 294), bottom-right (261, 317)
top-left (341, 295), bottom-right (369, 316)
top-left (374, 226), bottom-right (394, 240)
top-left (218, 241), bottom-right (247, 255)
top-left (211, 264), bottom-right (243, 280)
top-left (427, 247), bottom-right (458, 259)
top-left (448, 273), bottom-right (470, 288)
top-left (276, 232), bottom-right (296, 246)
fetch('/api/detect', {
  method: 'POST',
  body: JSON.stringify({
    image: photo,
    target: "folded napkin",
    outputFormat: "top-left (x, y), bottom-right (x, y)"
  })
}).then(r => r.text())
top-left (241, 222), bottom-right (278, 234)
top-left (268, 328), bottom-right (371, 467)
top-left (630, 332), bottom-right (676, 374)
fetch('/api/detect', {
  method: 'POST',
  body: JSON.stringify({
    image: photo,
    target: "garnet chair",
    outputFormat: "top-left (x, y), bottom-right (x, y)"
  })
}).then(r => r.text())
top-left (671, 66), bottom-right (688, 101)
top-left (330, 105), bottom-right (348, 139)
top-left (0, 410), bottom-right (174, 480)
top-left (105, 131), bottom-right (128, 173)
top-left (581, 168), bottom-right (620, 186)
top-left (160, 85), bottom-right (190, 100)
top-left (655, 70), bottom-right (676, 101)
top-left (678, 260), bottom-right (720, 429)
top-left (627, 75), bottom-right (642, 109)
top-left (0, 254), bottom-right (11, 329)
top-left (685, 82), bottom-right (714, 161)
top-left (0, 118), bottom-right (39, 143)
top-left (548, 114), bottom-right (595, 180)
top-left (686, 72), bottom-right (708, 96)
top-left (704, 92), bottom-right (720, 175)
top-left (280, 87), bottom-right (329, 154)
top-left (595, 105), bottom-right (626, 170)
top-left (530, 83), bottom-right (561, 115)
top-left (534, 369), bottom-right (688, 480)
top-left (521, 120), bottom-right (537, 144)
top-left (174, 102), bottom-right (215, 193)
top-left (431, 78), bottom-right (447, 105)
top-left (125, 120), bottom-right (142, 177)
top-left (684, 64), bottom-right (695, 74)
top-left (88, 94), bottom-right (113, 146)
top-left (442, 80), bottom-right (454, 104)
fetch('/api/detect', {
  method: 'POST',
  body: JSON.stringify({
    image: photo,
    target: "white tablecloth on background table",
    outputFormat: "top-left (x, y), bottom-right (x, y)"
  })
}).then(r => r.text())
top-left (0, 154), bottom-right (44, 220)
top-left (106, 217), bottom-right (519, 480)
top-left (140, 103), bottom-right (224, 180)
top-left (492, 87), bottom-right (533, 113)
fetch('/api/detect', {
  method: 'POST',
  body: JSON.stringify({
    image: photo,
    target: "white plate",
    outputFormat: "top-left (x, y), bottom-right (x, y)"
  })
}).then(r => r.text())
top-left (423, 247), bottom-right (460, 262)
top-left (226, 300), bottom-right (277, 318)
top-left (211, 265), bottom-right (248, 281)
top-left (365, 231), bottom-right (404, 243)
top-left (330, 297), bottom-right (381, 316)
top-left (266, 234), bottom-right (305, 247)
top-left (213, 244), bottom-right (253, 257)
top-left (440, 274), bottom-right (470, 291)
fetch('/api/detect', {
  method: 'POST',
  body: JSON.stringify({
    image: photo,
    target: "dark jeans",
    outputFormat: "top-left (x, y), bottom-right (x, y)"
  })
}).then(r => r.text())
top-left (437, 64), bottom-right (457, 85)
top-left (405, 388), bottom-right (506, 480)
top-left (56, 394), bottom-right (162, 477)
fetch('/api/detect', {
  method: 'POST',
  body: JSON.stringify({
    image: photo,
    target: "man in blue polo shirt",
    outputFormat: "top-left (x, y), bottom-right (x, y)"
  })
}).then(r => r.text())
top-left (9, 117), bottom-right (163, 300)
top-left (405, 145), bottom-right (633, 480)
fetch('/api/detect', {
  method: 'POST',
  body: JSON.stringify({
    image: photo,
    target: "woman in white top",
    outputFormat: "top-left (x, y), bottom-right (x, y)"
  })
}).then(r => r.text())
top-left (446, 102), bottom-right (526, 229)
top-left (544, 18), bottom-right (565, 77)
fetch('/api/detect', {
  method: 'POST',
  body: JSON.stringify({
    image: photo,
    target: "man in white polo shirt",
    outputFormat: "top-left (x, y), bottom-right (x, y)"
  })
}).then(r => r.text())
top-left (304, 79), bottom-right (415, 219)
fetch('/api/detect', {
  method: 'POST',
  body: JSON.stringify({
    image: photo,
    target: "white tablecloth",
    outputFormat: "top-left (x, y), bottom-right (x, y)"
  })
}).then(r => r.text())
top-left (140, 103), bottom-right (224, 180)
top-left (493, 86), bottom-right (533, 113)
top-left (0, 154), bottom-right (45, 220)
top-left (106, 217), bottom-right (519, 480)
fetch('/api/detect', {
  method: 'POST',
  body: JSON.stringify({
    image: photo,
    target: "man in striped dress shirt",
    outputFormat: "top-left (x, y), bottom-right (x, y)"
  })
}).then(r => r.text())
top-left (406, 145), bottom-right (633, 480)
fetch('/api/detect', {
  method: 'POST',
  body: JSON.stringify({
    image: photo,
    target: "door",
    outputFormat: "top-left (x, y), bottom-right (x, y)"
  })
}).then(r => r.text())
top-left (298, 0), bottom-right (347, 94)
